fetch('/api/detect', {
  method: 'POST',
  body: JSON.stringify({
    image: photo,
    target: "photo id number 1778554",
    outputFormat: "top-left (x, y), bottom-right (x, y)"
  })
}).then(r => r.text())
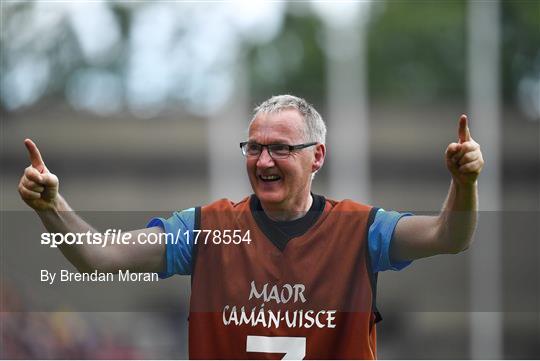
top-left (184, 229), bottom-right (251, 245)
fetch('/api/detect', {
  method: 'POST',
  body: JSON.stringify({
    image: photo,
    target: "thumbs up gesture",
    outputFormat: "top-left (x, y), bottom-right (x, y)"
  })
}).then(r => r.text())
top-left (18, 139), bottom-right (59, 211)
top-left (445, 115), bottom-right (484, 186)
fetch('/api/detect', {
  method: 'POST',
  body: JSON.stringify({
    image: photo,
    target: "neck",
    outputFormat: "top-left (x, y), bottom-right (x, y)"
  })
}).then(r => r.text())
top-left (261, 193), bottom-right (313, 221)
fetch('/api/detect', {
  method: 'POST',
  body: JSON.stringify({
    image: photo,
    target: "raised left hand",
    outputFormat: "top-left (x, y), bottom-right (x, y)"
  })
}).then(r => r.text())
top-left (445, 115), bottom-right (484, 186)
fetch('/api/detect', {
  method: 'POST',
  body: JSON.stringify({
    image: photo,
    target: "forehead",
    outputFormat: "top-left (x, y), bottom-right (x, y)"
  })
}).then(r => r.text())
top-left (248, 109), bottom-right (305, 143)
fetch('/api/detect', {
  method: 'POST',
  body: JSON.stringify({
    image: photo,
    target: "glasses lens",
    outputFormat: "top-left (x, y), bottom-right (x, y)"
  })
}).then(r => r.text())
top-left (269, 144), bottom-right (290, 158)
top-left (245, 143), bottom-right (261, 156)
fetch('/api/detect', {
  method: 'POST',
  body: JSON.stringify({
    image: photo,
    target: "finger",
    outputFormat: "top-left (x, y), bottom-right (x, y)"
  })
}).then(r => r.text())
top-left (452, 142), bottom-right (477, 163)
top-left (18, 186), bottom-right (41, 200)
top-left (458, 151), bottom-right (480, 166)
top-left (446, 143), bottom-right (461, 159)
top-left (24, 166), bottom-right (44, 184)
top-left (458, 115), bottom-right (471, 144)
top-left (24, 139), bottom-right (46, 173)
top-left (40, 173), bottom-right (58, 187)
top-left (25, 166), bottom-right (44, 183)
top-left (22, 178), bottom-right (45, 193)
top-left (459, 159), bottom-right (482, 173)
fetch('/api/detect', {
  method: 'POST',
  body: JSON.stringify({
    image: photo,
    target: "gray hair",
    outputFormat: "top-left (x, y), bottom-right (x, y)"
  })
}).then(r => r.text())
top-left (250, 94), bottom-right (327, 144)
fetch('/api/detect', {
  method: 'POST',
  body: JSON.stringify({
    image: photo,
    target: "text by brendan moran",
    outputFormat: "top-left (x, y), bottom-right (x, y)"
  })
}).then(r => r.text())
top-left (41, 269), bottom-right (159, 285)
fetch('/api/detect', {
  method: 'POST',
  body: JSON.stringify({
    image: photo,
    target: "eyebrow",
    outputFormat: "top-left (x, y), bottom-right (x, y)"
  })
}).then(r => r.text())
top-left (247, 139), bottom-right (293, 144)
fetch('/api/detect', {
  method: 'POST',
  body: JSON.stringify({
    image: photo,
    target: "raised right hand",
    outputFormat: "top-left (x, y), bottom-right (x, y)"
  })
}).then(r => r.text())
top-left (18, 139), bottom-right (59, 211)
top-left (445, 115), bottom-right (484, 187)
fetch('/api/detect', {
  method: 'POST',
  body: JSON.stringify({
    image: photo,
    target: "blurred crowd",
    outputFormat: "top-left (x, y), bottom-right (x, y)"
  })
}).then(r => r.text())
top-left (1, 282), bottom-right (141, 359)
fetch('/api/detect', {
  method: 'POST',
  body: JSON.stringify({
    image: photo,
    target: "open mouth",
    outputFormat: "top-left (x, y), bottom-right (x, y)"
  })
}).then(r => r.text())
top-left (259, 175), bottom-right (282, 182)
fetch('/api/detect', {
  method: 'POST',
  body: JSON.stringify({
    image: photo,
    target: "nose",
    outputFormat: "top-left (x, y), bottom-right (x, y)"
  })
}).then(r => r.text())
top-left (256, 147), bottom-right (275, 168)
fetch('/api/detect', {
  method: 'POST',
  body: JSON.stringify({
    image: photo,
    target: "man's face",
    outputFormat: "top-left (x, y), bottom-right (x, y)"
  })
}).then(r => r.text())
top-left (246, 109), bottom-right (325, 211)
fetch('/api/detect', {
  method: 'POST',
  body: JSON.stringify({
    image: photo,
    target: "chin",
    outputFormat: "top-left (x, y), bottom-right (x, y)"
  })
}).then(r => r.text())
top-left (255, 189), bottom-right (285, 205)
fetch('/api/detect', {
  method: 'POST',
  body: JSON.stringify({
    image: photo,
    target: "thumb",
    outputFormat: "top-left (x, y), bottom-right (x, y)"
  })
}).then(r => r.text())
top-left (24, 139), bottom-right (47, 173)
top-left (458, 114), bottom-right (471, 144)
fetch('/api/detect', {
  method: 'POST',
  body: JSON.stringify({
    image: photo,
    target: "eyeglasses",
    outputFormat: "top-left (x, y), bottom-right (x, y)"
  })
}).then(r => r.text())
top-left (239, 141), bottom-right (317, 159)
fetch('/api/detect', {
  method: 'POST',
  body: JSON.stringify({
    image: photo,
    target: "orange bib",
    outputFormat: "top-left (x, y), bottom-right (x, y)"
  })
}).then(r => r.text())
top-left (189, 196), bottom-right (378, 359)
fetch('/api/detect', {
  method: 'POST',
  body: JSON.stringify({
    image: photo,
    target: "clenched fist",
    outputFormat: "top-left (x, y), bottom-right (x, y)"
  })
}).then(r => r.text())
top-left (445, 115), bottom-right (484, 186)
top-left (18, 139), bottom-right (59, 211)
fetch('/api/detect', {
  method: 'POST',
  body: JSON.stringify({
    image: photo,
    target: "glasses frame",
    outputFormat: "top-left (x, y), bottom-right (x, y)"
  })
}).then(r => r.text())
top-left (239, 141), bottom-right (318, 159)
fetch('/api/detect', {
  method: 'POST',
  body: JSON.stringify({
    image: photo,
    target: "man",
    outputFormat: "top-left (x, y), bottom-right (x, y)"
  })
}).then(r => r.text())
top-left (19, 95), bottom-right (483, 359)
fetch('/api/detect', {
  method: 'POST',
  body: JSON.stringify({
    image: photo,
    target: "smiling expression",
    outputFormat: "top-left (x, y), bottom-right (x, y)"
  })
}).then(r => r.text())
top-left (246, 109), bottom-right (325, 215)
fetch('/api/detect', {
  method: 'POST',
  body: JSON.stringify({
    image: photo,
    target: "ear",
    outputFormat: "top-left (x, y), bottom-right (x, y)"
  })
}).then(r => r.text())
top-left (311, 143), bottom-right (326, 173)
